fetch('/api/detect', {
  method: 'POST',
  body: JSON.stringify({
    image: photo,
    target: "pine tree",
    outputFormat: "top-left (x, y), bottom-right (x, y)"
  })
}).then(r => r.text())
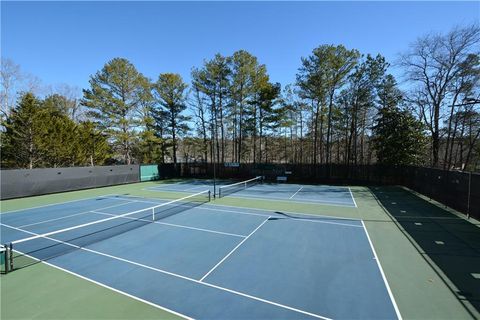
top-left (372, 107), bottom-right (427, 165)
top-left (77, 121), bottom-right (110, 166)
top-left (82, 58), bottom-right (151, 164)
top-left (152, 73), bottom-right (190, 165)
top-left (39, 110), bottom-right (78, 167)
top-left (2, 92), bottom-right (45, 168)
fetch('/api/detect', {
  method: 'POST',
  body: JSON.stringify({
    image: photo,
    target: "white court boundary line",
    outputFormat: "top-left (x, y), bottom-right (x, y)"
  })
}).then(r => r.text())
top-left (247, 184), bottom-right (352, 192)
top-left (361, 220), bottom-right (402, 320)
top-left (146, 185), bottom-right (208, 193)
top-left (144, 182), bottom-right (231, 194)
top-left (103, 195), bottom-right (164, 204)
top-left (2, 223), bottom-right (331, 320)
top-left (204, 202), bottom-right (359, 221)
top-left (1, 235), bottom-right (192, 320)
top-left (18, 200), bottom-right (135, 228)
top-left (102, 196), bottom-right (362, 228)
top-left (44, 261), bottom-right (194, 320)
top-left (183, 185), bottom-right (210, 191)
top-left (12, 191), bottom-right (210, 245)
top-left (241, 185), bottom-right (352, 194)
top-left (105, 194), bottom-right (362, 224)
top-left (144, 187), bottom-right (197, 193)
top-left (90, 210), bottom-right (246, 238)
top-left (201, 206), bottom-right (362, 228)
top-left (218, 194), bottom-right (357, 208)
top-left (0, 194), bottom-right (120, 215)
top-left (199, 216), bottom-right (270, 282)
top-left (144, 184), bottom-right (357, 207)
top-left (144, 187), bottom-right (184, 192)
top-left (348, 187), bottom-right (358, 208)
top-left (289, 186), bottom-right (304, 199)
top-left (146, 181), bottom-right (185, 188)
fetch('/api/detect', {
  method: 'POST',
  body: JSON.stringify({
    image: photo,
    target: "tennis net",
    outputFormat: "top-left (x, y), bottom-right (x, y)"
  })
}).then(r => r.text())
top-left (9, 190), bottom-right (211, 270)
top-left (218, 176), bottom-right (262, 198)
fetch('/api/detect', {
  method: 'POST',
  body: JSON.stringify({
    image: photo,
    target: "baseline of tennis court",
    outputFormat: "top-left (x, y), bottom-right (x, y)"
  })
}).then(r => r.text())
top-left (146, 180), bottom-right (357, 208)
top-left (0, 195), bottom-right (398, 319)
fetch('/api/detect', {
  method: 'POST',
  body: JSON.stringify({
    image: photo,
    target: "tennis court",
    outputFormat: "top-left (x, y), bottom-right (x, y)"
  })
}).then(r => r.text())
top-left (146, 178), bottom-right (357, 208)
top-left (0, 188), bottom-right (399, 319)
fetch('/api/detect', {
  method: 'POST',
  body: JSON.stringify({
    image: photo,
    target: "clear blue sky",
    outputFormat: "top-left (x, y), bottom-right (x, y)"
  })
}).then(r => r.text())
top-left (2, 1), bottom-right (479, 93)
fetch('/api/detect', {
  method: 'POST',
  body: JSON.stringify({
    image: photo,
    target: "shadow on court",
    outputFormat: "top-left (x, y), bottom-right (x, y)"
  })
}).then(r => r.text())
top-left (370, 186), bottom-right (480, 317)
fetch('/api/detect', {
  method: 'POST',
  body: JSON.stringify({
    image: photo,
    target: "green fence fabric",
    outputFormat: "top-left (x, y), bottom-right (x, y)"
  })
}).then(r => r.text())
top-left (1, 165), bottom-right (140, 200)
top-left (140, 165), bottom-right (159, 181)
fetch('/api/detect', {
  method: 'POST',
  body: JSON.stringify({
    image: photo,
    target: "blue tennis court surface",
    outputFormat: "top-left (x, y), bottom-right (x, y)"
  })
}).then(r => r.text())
top-left (146, 181), bottom-right (357, 207)
top-left (0, 194), bottom-right (398, 319)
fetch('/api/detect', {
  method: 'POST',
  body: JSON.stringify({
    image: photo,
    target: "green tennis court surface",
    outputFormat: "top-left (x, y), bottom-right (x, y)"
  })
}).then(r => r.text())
top-left (1, 180), bottom-right (479, 319)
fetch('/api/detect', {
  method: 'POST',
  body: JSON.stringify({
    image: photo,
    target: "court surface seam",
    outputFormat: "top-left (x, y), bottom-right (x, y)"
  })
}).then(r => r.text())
top-left (199, 216), bottom-right (270, 281)
top-left (3, 222), bottom-right (332, 320)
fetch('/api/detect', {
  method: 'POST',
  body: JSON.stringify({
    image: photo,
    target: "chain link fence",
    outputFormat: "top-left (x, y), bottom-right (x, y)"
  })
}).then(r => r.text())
top-left (159, 163), bottom-right (479, 219)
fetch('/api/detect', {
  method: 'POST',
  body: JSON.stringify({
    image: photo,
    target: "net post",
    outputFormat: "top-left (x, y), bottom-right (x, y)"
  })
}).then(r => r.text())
top-left (152, 208), bottom-right (155, 221)
top-left (9, 243), bottom-right (13, 272)
top-left (5, 244), bottom-right (9, 274)
top-left (1, 244), bottom-right (6, 274)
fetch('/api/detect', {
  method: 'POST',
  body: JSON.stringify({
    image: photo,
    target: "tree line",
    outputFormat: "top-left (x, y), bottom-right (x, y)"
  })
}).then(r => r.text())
top-left (1, 23), bottom-right (479, 171)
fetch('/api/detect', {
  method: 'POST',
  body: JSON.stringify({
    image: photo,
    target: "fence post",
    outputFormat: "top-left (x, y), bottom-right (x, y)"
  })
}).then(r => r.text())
top-left (467, 171), bottom-right (471, 219)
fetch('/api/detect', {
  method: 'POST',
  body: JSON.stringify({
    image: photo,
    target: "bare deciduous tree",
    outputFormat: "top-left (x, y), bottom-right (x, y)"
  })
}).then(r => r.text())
top-left (1, 58), bottom-right (22, 118)
top-left (400, 24), bottom-right (480, 167)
